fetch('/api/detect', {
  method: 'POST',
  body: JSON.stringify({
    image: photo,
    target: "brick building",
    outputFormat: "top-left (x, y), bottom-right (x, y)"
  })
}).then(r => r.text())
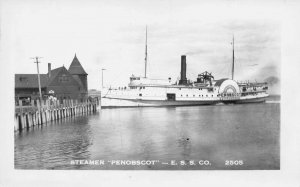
top-left (15, 54), bottom-right (88, 102)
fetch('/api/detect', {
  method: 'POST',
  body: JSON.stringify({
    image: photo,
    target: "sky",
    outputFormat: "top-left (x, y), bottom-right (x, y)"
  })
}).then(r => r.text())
top-left (2, 0), bottom-right (282, 90)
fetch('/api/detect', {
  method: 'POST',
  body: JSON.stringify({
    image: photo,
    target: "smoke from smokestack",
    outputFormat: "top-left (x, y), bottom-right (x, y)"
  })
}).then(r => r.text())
top-left (184, 49), bottom-right (209, 56)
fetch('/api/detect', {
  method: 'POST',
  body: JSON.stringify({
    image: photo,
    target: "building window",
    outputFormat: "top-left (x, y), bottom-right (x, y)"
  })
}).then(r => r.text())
top-left (59, 74), bottom-right (69, 83)
top-left (19, 77), bottom-right (28, 82)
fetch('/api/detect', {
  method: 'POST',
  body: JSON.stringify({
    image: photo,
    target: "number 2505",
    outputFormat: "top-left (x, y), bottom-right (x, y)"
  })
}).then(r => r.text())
top-left (225, 160), bottom-right (243, 166)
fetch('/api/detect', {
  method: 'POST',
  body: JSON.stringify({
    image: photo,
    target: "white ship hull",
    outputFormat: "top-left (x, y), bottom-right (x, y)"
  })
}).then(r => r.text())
top-left (101, 93), bottom-right (268, 108)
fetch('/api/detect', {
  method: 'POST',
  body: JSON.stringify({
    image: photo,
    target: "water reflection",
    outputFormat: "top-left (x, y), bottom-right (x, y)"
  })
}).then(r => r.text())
top-left (15, 103), bottom-right (280, 170)
top-left (15, 116), bottom-right (93, 169)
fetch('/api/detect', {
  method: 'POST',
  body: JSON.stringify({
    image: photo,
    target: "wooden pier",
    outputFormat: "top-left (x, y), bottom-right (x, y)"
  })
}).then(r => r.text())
top-left (14, 99), bottom-right (100, 132)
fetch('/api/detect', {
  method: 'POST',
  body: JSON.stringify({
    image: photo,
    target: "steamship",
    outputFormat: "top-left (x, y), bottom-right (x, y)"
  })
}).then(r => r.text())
top-left (101, 31), bottom-right (269, 107)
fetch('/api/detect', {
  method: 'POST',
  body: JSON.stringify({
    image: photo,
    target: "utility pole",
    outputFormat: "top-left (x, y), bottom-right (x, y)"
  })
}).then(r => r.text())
top-left (231, 35), bottom-right (235, 80)
top-left (101, 68), bottom-right (106, 89)
top-left (144, 26), bottom-right (148, 78)
top-left (31, 56), bottom-right (43, 101)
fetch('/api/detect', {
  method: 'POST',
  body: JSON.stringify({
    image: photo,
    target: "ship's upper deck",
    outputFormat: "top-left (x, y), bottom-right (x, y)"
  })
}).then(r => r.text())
top-left (129, 76), bottom-right (172, 86)
top-left (126, 75), bottom-right (268, 90)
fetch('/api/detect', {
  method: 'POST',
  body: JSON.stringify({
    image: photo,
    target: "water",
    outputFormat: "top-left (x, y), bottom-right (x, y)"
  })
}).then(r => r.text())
top-left (15, 97), bottom-right (280, 170)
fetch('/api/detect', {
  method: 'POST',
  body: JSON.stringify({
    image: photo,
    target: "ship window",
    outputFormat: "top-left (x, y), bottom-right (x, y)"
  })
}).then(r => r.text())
top-left (139, 93), bottom-right (142, 96)
top-left (181, 95), bottom-right (183, 97)
top-left (198, 88), bottom-right (200, 90)
top-left (211, 95), bottom-right (213, 97)
top-left (206, 95), bottom-right (208, 97)
top-left (179, 88), bottom-right (181, 90)
top-left (186, 94), bottom-right (188, 97)
top-left (193, 95), bottom-right (195, 97)
top-left (167, 93), bottom-right (176, 101)
top-left (199, 95), bottom-right (200, 97)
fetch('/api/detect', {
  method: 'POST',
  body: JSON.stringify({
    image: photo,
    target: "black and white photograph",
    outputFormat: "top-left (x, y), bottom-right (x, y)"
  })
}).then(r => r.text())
top-left (0, 0), bottom-right (300, 186)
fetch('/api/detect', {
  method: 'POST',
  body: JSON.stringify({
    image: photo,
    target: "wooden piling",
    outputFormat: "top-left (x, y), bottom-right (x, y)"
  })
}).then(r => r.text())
top-left (15, 98), bottom-right (99, 132)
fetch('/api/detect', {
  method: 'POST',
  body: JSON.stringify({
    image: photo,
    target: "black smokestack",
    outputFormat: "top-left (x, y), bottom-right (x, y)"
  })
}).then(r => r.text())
top-left (179, 55), bottom-right (187, 85)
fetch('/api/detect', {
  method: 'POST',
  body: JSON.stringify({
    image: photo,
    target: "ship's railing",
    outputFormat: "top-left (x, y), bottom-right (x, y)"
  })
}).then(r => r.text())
top-left (241, 91), bottom-right (267, 96)
top-left (237, 82), bottom-right (268, 87)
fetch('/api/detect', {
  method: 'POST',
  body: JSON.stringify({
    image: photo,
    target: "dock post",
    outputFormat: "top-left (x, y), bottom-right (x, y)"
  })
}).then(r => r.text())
top-left (46, 100), bottom-right (49, 122)
top-left (67, 99), bottom-right (70, 117)
top-left (65, 100), bottom-right (68, 117)
top-left (55, 100), bottom-right (58, 120)
top-left (25, 113), bottom-right (29, 129)
top-left (14, 114), bottom-right (19, 132)
top-left (32, 112), bottom-right (36, 126)
top-left (71, 100), bottom-right (74, 116)
top-left (28, 112), bottom-right (32, 128)
top-left (36, 100), bottom-right (41, 125)
top-left (18, 114), bottom-right (22, 131)
top-left (42, 100), bottom-right (46, 125)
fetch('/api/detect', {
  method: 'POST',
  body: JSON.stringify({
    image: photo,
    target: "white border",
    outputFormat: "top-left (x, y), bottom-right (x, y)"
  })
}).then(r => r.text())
top-left (1, 0), bottom-right (300, 186)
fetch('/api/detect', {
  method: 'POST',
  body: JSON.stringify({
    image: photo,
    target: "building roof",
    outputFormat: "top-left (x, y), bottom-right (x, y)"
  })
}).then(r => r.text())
top-left (16, 67), bottom-right (68, 88)
top-left (47, 66), bottom-right (64, 84)
top-left (15, 74), bottom-right (49, 88)
top-left (15, 54), bottom-right (88, 89)
top-left (68, 54), bottom-right (88, 75)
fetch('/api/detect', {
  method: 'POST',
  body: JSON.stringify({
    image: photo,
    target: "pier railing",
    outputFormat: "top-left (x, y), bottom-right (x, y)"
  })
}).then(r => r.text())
top-left (14, 99), bottom-right (100, 133)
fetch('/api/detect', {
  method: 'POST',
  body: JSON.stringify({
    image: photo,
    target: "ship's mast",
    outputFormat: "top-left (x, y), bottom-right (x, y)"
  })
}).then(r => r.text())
top-left (232, 35), bottom-right (235, 80)
top-left (144, 26), bottom-right (148, 78)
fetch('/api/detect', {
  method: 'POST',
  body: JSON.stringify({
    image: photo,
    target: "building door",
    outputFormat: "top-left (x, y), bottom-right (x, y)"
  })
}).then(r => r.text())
top-left (167, 93), bottom-right (176, 101)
